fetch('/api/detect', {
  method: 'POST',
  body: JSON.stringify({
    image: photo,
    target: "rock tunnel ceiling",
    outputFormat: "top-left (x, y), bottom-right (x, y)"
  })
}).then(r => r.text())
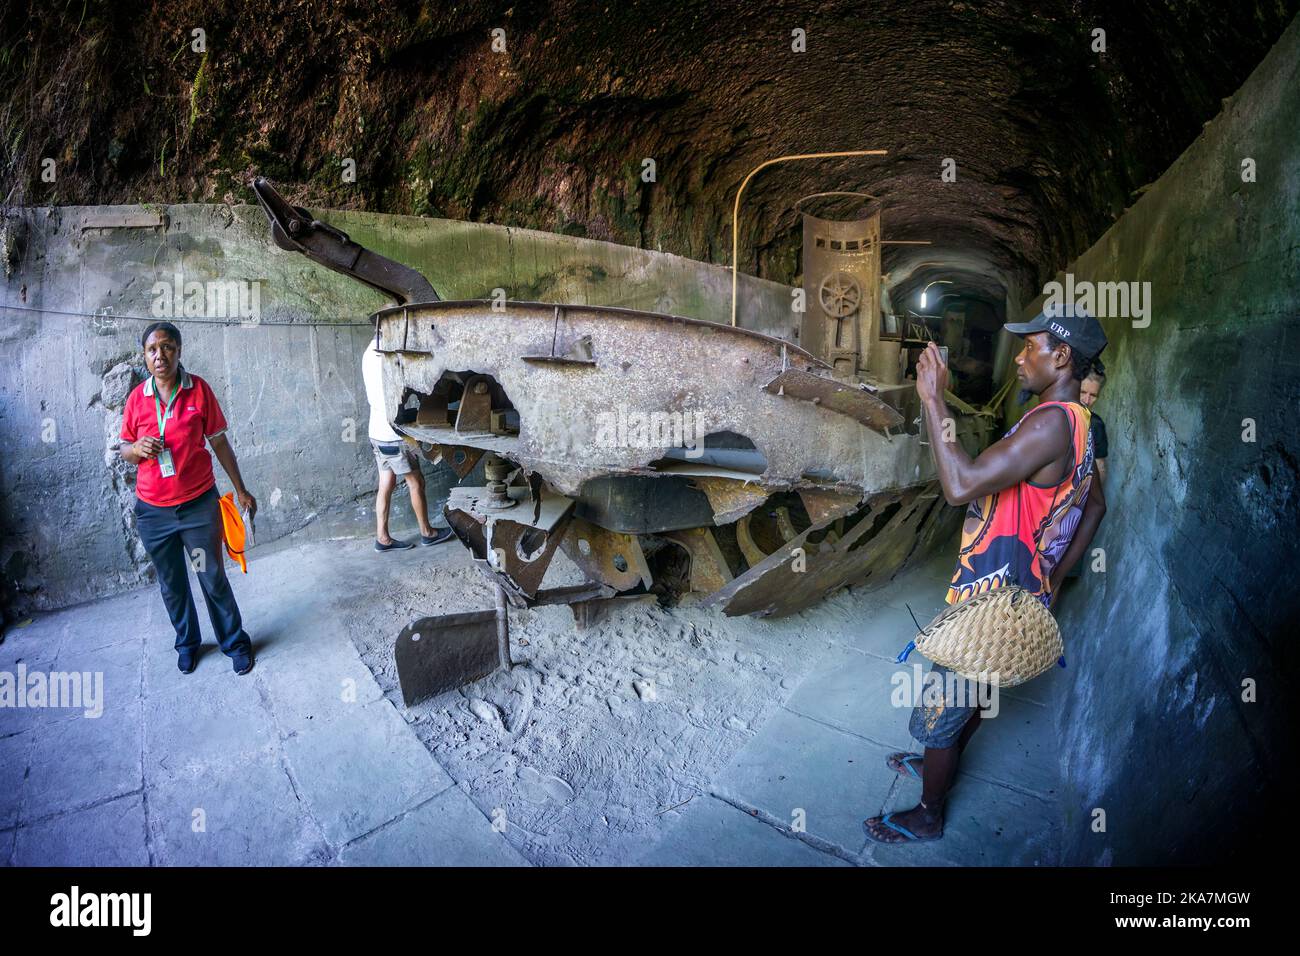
top-left (3, 0), bottom-right (1296, 303)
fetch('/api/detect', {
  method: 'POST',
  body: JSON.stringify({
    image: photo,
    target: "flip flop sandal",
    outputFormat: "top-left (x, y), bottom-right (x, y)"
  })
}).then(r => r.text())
top-left (863, 812), bottom-right (943, 844)
top-left (887, 751), bottom-right (924, 780)
top-left (884, 752), bottom-right (960, 793)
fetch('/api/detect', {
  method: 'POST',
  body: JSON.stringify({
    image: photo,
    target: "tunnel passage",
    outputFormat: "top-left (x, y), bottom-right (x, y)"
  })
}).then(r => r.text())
top-left (0, 1), bottom-right (1295, 873)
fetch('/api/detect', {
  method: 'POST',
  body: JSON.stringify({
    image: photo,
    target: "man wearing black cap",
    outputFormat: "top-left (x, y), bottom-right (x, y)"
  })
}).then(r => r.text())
top-left (864, 303), bottom-right (1109, 845)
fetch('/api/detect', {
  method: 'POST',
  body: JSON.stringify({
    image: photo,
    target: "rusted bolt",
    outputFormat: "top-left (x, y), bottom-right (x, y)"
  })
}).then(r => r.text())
top-left (473, 382), bottom-right (488, 394)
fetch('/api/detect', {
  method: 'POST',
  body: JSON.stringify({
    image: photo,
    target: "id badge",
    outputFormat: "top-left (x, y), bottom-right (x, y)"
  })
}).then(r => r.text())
top-left (158, 447), bottom-right (176, 478)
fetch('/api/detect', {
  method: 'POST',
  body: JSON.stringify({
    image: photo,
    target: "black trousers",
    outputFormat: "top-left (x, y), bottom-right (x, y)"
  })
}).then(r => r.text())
top-left (134, 485), bottom-right (251, 657)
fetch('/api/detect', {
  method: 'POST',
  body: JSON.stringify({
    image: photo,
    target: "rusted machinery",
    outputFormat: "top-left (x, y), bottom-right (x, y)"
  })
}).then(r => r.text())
top-left (253, 177), bottom-right (996, 701)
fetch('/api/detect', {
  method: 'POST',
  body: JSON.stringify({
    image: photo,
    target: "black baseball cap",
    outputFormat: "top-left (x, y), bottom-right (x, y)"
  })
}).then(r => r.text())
top-left (1004, 302), bottom-right (1108, 359)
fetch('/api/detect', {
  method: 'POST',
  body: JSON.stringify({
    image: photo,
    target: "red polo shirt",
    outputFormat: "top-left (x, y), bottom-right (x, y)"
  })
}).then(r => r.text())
top-left (121, 369), bottom-right (229, 507)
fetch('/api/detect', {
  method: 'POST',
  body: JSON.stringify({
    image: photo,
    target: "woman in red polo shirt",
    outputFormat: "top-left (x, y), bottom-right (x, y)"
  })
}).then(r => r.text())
top-left (120, 322), bottom-right (259, 675)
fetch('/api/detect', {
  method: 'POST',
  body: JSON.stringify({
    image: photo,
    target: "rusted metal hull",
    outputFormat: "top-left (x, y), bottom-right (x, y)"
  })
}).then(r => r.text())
top-left (372, 300), bottom-right (991, 617)
top-left (376, 301), bottom-right (946, 495)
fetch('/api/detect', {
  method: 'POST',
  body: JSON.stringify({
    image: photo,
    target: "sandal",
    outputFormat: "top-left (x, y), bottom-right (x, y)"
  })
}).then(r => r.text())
top-left (884, 752), bottom-right (959, 793)
top-left (886, 751), bottom-right (924, 780)
top-left (863, 811), bottom-right (944, 844)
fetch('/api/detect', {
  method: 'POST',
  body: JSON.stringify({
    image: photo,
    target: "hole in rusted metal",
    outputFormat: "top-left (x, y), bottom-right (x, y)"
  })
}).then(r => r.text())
top-left (517, 527), bottom-right (548, 561)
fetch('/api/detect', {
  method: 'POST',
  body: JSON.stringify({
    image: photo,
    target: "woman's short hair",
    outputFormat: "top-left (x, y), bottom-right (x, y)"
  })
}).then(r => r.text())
top-left (141, 321), bottom-right (182, 349)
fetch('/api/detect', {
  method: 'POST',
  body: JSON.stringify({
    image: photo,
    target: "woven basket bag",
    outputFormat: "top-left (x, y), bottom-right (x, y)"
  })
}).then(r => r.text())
top-left (912, 585), bottom-right (1062, 687)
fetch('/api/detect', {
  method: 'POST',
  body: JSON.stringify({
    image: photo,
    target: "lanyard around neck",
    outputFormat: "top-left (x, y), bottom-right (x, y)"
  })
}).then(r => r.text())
top-left (153, 380), bottom-right (181, 442)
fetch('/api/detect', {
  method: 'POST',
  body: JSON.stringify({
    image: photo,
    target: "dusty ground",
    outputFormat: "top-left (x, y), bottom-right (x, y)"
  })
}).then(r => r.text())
top-left (344, 549), bottom-right (859, 866)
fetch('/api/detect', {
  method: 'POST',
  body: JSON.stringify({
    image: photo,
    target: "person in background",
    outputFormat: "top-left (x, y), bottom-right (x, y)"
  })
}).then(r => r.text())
top-left (362, 337), bottom-right (454, 552)
top-left (119, 322), bottom-right (257, 675)
top-left (1058, 365), bottom-right (1111, 590)
top-left (1079, 367), bottom-right (1109, 485)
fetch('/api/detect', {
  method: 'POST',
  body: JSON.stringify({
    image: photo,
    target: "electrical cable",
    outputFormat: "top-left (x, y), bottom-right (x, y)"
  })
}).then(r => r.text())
top-left (0, 301), bottom-right (371, 327)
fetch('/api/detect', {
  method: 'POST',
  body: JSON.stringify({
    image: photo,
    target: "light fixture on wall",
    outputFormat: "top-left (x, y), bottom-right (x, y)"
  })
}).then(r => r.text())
top-left (920, 279), bottom-right (953, 310)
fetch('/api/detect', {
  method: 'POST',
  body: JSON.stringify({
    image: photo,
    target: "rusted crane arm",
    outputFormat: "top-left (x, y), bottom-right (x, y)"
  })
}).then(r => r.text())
top-left (252, 176), bottom-right (439, 306)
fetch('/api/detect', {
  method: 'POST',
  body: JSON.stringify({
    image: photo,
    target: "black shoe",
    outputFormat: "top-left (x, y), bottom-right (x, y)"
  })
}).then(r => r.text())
top-left (374, 537), bottom-right (415, 552)
top-left (177, 649), bottom-right (198, 674)
top-left (232, 649), bottom-right (254, 675)
top-left (419, 528), bottom-right (455, 546)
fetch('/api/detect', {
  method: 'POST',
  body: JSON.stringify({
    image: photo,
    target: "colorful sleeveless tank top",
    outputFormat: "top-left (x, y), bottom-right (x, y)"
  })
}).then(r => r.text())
top-left (947, 400), bottom-right (1094, 608)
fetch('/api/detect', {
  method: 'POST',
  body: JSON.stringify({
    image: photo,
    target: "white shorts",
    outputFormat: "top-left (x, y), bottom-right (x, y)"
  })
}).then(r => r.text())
top-left (370, 438), bottom-right (417, 476)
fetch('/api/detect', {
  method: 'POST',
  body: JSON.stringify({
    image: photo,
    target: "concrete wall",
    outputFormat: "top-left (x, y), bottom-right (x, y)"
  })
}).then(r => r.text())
top-left (1047, 17), bottom-right (1299, 863)
top-left (0, 205), bottom-right (796, 616)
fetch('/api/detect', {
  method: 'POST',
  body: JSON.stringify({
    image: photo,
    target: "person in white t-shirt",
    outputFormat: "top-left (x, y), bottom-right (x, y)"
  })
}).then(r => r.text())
top-left (362, 339), bottom-right (454, 552)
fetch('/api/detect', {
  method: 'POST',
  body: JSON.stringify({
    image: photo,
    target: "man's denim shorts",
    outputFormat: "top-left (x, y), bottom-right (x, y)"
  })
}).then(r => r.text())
top-left (908, 663), bottom-right (987, 749)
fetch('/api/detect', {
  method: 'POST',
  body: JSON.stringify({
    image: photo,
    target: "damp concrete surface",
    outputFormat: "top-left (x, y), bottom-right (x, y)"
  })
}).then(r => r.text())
top-left (0, 512), bottom-right (1068, 867)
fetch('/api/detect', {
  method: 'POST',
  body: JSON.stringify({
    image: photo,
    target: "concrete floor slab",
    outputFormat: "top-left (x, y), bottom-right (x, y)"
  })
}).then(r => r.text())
top-left (712, 706), bottom-right (899, 853)
top-left (339, 786), bottom-right (530, 866)
top-left (56, 628), bottom-right (143, 672)
top-left (881, 588), bottom-right (950, 625)
top-left (144, 675), bottom-right (275, 778)
top-left (282, 698), bottom-right (452, 845)
top-left (783, 644), bottom-right (917, 752)
top-left (1, 527), bottom-right (1069, 867)
top-left (142, 634), bottom-right (247, 695)
top-left (0, 732), bottom-right (30, 829)
top-left (0, 655), bottom-right (138, 738)
top-left (70, 652), bottom-right (141, 709)
top-left (0, 621), bottom-right (82, 737)
top-left (637, 793), bottom-right (851, 867)
top-left (255, 630), bottom-right (385, 733)
top-left (955, 692), bottom-right (1060, 798)
top-left (865, 773), bottom-right (1061, 866)
top-left (147, 749), bottom-right (330, 866)
top-left (834, 601), bottom-right (930, 661)
top-left (880, 548), bottom-right (955, 603)
top-left (0, 699), bottom-right (77, 738)
top-left (0, 619), bottom-right (64, 669)
top-left (234, 590), bottom-right (345, 659)
top-left (14, 793), bottom-right (150, 866)
top-left (785, 652), bottom-right (1060, 800)
top-left (64, 602), bottom-right (151, 658)
top-left (21, 698), bottom-right (142, 823)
